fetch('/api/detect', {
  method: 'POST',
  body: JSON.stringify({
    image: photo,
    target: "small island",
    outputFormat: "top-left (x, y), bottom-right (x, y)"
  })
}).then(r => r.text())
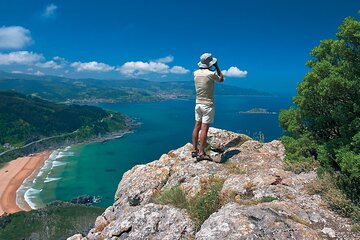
top-left (239, 108), bottom-right (277, 115)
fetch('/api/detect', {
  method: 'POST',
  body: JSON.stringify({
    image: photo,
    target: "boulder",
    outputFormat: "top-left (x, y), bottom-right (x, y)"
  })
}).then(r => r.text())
top-left (196, 203), bottom-right (320, 240)
top-left (90, 203), bottom-right (195, 240)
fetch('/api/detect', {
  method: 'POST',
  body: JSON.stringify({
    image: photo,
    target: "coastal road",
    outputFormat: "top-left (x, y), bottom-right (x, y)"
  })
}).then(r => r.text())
top-left (0, 113), bottom-right (114, 157)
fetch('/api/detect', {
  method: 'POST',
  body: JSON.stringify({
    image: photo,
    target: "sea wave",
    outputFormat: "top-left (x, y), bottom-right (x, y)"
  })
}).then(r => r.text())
top-left (16, 147), bottom-right (72, 210)
top-left (44, 177), bottom-right (62, 183)
top-left (24, 188), bottom-right (43, 209)
top-left (53, 160), bottom-right (67, 167)
top-left (56, 151), bottom-right (74, 159)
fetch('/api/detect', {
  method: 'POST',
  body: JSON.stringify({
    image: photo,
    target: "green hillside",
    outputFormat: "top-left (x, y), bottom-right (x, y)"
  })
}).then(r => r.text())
top-left (0, 91), bottom-right (130, 162)
top-left (0, 201), bottom-right (104, 240)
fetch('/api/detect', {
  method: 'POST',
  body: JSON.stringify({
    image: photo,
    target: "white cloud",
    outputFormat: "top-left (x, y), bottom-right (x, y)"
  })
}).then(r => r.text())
top-left (36, 60), bottom-right (63, 69)
top-left (53, 56), bottom-right (66, 62)
top-left (118, 61), bottom-right (169, 76)
top-left (170, 66), bottom-right (189, 74)
top-left (70, 61), bottom-right (115, 72)
top-left (33, 70), bottom-right (44, 76)
top-left (43, 4), bottom-right (58, 18)
top-left (11, 70), bottom-right (23, 74)
top-left (0, 26), bottom-right (32, 49)
top-left (0, 51), bottom-right (44, 65)
top-left (222, 66), bottom-right (248, 78)
top-left (118, 60), bottom-right (189, 76)
top-left (154, 55), bottom-right (174, 63)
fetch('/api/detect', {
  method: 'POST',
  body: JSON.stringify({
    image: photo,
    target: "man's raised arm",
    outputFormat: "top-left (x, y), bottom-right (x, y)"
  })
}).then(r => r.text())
top-left (214, 62), bottom-right (224, 82)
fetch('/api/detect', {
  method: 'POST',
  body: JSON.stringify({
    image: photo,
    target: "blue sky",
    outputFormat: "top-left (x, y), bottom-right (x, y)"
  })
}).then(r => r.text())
top-left (0, 0), bottom-right (358, 94)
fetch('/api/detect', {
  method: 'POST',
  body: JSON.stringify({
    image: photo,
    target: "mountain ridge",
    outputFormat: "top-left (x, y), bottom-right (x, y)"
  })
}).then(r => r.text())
top-left (0, 71), bottom-right (272, 103)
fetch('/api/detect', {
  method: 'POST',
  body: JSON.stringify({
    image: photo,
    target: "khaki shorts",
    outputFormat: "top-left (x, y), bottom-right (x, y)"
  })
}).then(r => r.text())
top-left (195, 104), bottom-right (214, 124)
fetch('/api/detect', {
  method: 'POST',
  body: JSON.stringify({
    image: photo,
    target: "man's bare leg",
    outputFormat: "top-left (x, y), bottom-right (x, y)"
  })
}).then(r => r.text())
top-left (199, 123), bottom-right (210, 155)
top-left (192, 121), bottom-right (202, 152)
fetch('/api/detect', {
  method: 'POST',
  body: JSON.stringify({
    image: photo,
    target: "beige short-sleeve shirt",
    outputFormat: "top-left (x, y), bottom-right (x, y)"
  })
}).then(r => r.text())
top-left (194, 69), bottom-right (221, 105)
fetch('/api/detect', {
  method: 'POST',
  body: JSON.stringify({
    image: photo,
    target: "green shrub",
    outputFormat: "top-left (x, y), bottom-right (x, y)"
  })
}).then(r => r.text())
top-left (188, 177), bottom-right (224, 226)
top-left (284, 160), bottom-right (320, 174)
top-left (152, 185), bottom-right (188, 209)
top-left (260, 196), bottom-right (278, 203)
top-left (0, 201), bottom-right (104, 240)
top-left (153, 176), bottom-right (225, 229)
top-left (280, 135), bottom-right (318, 162)
top-left (336, 147), bottom-right (360, 204)
top-left (280, 135), bottom-right (320, 173)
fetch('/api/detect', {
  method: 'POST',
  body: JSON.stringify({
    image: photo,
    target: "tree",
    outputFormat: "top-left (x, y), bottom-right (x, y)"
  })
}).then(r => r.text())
top-left (279, 16), bottom-right (360, 203)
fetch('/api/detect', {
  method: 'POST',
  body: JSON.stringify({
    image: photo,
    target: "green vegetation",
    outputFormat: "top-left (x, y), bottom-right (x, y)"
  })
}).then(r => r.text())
top-left (187, 177), bottom-right (224, 226)
top-left (306, 173), bottom-right (360, 223)
top-left (0, 201), bottom-right (104, 240)
top-left (279, 14), bottom-right (360, 225)
top-left (0, 91), bottom-right (130, 164)
top-left (152, 185), bottom-right (188, 209)
top-left (153, 176), bottom-right (224, 229)
top-left (0, 71), bottom-right (271, 104)
top-left (279, 15), bottom-right (360, 209)
top-left (352, 223), bottom-right (360, 232)
top-left (260, 196), bottom-right (278, 203)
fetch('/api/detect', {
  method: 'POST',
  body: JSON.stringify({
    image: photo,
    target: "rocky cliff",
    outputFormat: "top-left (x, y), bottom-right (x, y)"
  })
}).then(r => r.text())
top-left (69, 128), bottom-right (358, 240)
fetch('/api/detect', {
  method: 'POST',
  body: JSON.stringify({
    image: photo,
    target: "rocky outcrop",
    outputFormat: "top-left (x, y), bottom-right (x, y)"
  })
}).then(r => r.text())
top-left (68, 128), bottom-right (358, 240)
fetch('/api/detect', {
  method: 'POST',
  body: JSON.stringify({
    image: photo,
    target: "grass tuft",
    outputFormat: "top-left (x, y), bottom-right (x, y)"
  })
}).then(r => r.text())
top-left (223, 161), bottom-right (246, 174)
top-left (260, 196), bottom-right (278, 203)
top-left (152, 185), bottom-right (188, 209)
top-left (306, 173), bottom-right (360, 223)
top-left (352, 223), bottom-right (360, 232)
top-left (152, 176), bottom-right (225, 230)
top-left (188, 176), bottom-right (224, 226)
top-left (284, 160), bottom-right (319, 174)
top-left (289, 214), bottom-right (311, 227)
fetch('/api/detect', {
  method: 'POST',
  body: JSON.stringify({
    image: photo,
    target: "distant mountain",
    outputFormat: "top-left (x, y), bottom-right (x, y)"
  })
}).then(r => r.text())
top-left (0, 71), bottom-right (271, 103)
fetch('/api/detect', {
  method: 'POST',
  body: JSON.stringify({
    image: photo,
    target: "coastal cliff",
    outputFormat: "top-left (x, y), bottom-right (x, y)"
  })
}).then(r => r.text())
top-left (69, 128), bottom-right (358, 240)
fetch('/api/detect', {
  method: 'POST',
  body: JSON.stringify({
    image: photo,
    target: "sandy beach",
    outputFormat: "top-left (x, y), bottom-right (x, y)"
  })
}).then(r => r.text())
top-left (0, 151), bottom-right (51, 216)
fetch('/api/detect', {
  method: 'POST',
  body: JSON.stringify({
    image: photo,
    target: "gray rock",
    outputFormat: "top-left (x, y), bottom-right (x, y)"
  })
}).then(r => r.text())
top-left (114, 161), bottom-right (171, 208)
top-left (94, 203), bottom-right (195, 240)
top-left (207, 127), bottom-right (251, 150)
top-left (66, 234), bottom-right (86, 240)
top-left (322, 227), bottom-right (336, 238)
top-left (195, 203), bottom-right (256, 240)
top-left (196, 203), bottom-right (320, 240)
top-left (67, 128), bottom-right (360, 240)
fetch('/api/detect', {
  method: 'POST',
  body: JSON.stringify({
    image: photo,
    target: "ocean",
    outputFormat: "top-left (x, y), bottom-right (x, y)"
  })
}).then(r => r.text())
top-left (16, 95), bottom-right (293, 209)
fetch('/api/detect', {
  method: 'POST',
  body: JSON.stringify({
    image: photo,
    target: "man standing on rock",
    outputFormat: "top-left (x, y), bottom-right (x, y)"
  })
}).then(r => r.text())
top-left (192, 53), bottom-right (224, 161)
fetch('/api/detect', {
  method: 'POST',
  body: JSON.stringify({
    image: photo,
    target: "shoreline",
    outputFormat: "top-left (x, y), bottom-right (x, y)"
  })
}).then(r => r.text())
top-left (0, 150), bottom-right (51, 216)
top-left (0, 115), bottom-right (138, 162)
top-left (0, 129), bottom-right (135, 216)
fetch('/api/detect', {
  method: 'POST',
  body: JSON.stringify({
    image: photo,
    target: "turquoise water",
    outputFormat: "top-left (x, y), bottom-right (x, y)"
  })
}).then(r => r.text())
top-left (24, 95), bottom-right (292, 208)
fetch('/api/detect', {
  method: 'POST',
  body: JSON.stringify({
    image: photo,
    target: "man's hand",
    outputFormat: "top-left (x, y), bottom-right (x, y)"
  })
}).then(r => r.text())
top-left (214, 62), bottom-right (224, 82)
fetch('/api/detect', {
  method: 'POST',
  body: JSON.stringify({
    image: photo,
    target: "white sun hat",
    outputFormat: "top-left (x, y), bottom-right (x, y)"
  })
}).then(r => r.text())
top-left (198, 53), bottom-right (217, 68)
